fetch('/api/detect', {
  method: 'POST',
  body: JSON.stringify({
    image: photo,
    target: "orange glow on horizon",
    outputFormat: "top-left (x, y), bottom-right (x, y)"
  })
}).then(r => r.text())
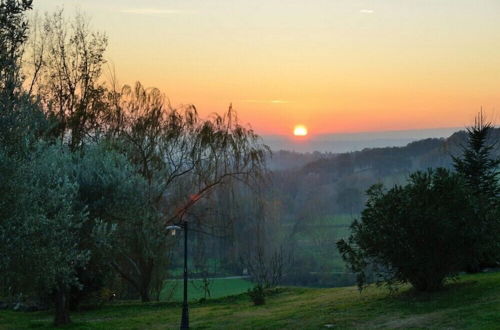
top-left (33, 1), bottom-right (500, 136)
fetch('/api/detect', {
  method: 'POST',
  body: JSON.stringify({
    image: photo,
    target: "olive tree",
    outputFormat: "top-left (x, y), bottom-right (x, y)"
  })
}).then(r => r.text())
top-left (66, 143), bottom-right (150, 309)
top-left (1, 145), bottom-right (92, 325)
top-left (0, 140), bottom-right (151, 325)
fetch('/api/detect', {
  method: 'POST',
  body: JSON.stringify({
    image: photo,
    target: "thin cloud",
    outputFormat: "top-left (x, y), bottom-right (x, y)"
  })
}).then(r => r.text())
top-left (360, 9), bottom-right (375, 14)
top-left (242, 99), bottom-right (290, 104)
top-left (120, 8), bottom-right (193, 16)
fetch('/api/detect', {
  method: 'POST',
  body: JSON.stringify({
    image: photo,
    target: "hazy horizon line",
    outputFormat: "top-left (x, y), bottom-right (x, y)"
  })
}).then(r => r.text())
top-left (261, 126), bottom-right (462, 139)
top-left (261, 126), bottom-right (465, 153)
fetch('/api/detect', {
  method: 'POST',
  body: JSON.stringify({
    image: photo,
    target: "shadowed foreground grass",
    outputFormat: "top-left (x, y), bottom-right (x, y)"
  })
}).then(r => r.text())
top-left (0, 272), bottom-right (499, 329)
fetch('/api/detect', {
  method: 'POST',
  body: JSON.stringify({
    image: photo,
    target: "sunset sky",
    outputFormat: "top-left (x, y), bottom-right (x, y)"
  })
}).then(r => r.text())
top-left (34, 0), bottom-right (500, 136)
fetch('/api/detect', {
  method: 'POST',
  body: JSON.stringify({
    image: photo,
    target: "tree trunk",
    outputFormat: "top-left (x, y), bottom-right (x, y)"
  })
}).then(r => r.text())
top-left (112, 260), bottom-right (154, 302)
top-left (54, 284), bottom-right (71, 326)
top-left (140, 287), bottom-right (151, 302)
top-left (139, 260), bottom-right (153, 302)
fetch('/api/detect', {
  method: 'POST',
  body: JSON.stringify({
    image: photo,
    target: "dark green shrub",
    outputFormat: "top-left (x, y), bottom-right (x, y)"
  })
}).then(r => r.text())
top-left (338, 169), bottom-right (475, 292)
top-left (248, 285), bottom-right (265, 306)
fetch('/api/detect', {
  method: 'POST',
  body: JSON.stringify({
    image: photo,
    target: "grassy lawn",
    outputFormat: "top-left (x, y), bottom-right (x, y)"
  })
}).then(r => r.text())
top-left (1, 272), bottom-right (499, 329)
top-left (160, 278), bottom-right (253, 302)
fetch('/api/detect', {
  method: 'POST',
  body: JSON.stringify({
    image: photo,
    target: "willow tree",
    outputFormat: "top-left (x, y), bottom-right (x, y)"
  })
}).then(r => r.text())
top-left (106, 82), bottom-right (268, 302)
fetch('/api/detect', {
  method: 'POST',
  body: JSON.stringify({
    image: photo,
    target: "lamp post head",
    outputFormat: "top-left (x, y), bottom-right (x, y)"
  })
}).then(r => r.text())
top-left (166, 225), bottom-right (182, 236)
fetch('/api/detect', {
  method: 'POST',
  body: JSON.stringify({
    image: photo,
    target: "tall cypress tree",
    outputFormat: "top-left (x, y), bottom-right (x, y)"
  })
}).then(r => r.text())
top-left (453, 111), bottom-right (500, 271)
top-left (453, 112), bottom-right (499, 200)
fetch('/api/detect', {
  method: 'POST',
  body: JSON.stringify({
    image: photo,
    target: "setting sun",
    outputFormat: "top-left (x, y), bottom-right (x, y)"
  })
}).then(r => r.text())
top-left (293, 125), bottom-right (308, 136)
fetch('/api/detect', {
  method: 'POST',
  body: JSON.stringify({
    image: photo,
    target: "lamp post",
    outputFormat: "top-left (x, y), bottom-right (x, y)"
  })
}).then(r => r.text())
top-left (166, 223), bottom-right (189, 329)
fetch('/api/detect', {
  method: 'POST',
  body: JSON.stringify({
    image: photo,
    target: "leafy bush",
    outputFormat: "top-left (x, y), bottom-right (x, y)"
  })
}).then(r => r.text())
top-left (337, 168), bottom-right (475, 292)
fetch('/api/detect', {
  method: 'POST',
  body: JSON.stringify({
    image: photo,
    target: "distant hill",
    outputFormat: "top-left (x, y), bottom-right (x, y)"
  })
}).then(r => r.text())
top-left (267, 127), bottom-right (500, 230)
top-left (268, 127), bottom-right (500, 172)
top-left (263, 127), bottom-right (461, 154)
top-left (299, 127), bottom-right (500, 177)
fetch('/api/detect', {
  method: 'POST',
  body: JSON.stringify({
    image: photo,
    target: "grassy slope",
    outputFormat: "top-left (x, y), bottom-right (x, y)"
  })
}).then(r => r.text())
top-left (1, 272), bottom-right (499, 329)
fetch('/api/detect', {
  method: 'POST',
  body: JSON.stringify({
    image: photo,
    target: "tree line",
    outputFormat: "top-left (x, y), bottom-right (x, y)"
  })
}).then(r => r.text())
top-left (0, 2), bottom-right (267, 325)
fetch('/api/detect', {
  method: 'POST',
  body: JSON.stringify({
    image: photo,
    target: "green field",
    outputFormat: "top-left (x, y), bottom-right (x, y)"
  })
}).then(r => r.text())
top-left (160, 278), bottom-right (253, 302)
top-left (1, 272), bottom-right (499, 329)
